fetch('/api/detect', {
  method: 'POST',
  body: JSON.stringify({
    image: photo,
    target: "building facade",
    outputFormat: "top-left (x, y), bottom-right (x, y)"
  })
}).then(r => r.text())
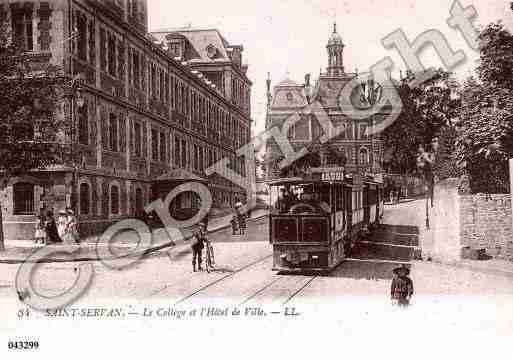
top-left (266, 24), bottom-right (385, 179)
top-left (0, 0), bottom-right (252, 240)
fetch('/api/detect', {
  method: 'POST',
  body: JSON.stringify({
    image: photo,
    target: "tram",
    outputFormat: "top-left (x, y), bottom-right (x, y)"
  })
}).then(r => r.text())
top-left (268, 167), bottom-right (384, 272)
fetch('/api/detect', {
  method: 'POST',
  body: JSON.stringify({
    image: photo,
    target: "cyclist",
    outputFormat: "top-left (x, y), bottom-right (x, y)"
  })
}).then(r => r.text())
top-left (191, 223), bottom-right (207, 272)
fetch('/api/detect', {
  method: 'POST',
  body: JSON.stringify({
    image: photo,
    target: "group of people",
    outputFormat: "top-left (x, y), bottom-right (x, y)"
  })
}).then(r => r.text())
top-left (34, 209), bottom-right (79, 245)
top-left (387, 186), bottom-right (403, 204)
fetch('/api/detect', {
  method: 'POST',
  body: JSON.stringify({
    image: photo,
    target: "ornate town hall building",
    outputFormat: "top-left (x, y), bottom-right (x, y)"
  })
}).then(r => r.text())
top-left (266, 24), bottom-right (385, 179)
top-left (0, 0), bottom-right (252, 240)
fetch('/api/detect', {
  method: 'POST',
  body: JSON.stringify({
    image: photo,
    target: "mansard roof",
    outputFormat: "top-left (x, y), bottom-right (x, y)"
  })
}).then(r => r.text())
top-left (271, 76), bottom-right (308, 109)
top-left (152, 27), bottom-right (232, 64)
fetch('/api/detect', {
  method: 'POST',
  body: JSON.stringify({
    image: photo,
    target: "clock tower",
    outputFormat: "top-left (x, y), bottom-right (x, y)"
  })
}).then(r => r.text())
top-left (326, 23), bottom-right (345, 77)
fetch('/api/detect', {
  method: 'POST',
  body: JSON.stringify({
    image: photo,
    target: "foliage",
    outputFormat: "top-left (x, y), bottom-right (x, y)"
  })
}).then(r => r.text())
top-left (0, 22), bottom-right (66, 249)
top-left (0, 25), bottom-right (66, 178)
top-left (382, 69), bottom-right (461, 175)
top-left (454, 22), bottom-right (513, 194)
top-left (432, 124), bottom-right (461, 181)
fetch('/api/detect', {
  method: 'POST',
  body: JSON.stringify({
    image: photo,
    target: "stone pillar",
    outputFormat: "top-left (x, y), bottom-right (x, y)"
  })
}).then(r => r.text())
top-left (96, 177), bottom-right (103, 217)
top-left (510, 158), bottom-right (513, 229)
top-left (96, 100), bottom-right (102, 168)
top-left (126, 113), bottom-right (131, 172)
top-left (95, 17), bottom-right (101, 87)
top-left (126, 180), bottom-right (132, 217)
top-left (146, 121), bottom-right (151, 175)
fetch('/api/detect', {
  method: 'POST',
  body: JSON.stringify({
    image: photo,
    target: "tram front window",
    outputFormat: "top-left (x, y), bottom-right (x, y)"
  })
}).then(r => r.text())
top-left (272, 183), bottom-right (331, 215)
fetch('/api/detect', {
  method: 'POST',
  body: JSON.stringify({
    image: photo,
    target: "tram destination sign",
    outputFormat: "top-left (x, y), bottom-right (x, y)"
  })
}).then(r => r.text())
top-left (309, 167), bottom-right (345, 182)
top-left (321, 171), bottom-right (344, 181)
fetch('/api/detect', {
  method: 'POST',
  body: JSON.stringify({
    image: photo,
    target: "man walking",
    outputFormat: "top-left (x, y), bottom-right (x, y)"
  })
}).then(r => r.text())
top-left (191, 223), bottom-right (207, 272)
top-left (391, 265), bottom-right (414, 307)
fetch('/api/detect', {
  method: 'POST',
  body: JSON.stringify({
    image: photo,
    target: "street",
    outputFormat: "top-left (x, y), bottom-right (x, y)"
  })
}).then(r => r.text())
top-left (1, 201), bottom-right (513, 309)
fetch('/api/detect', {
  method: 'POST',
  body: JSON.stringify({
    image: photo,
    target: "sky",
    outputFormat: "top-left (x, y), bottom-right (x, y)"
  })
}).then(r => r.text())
top-left (147, 0), bottom-right (513, 135)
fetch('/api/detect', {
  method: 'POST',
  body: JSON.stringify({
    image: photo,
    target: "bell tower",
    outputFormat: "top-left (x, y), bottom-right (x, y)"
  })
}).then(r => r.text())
top-left (326, 23), bottom-right (345, 77)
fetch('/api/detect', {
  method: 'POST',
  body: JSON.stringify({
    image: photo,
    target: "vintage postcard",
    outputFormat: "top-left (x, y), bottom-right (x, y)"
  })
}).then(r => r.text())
top-left (0, 0), bottom-right (512, 357)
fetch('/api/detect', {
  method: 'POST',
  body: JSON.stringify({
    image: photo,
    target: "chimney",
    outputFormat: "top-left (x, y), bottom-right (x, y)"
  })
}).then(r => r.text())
top-left (304, 73), bottom-right (312, 104)
top-left (230, 45), bottom-right (243, 68)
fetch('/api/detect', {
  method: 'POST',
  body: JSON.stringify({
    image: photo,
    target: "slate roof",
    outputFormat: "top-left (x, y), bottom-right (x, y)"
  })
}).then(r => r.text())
top-left (152, 28), bottom-right (232, 64)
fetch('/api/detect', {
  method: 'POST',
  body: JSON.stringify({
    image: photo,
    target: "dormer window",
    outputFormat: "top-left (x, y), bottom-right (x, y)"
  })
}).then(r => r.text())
top-left (206, 44), bottom-right (217, 59)
top-left (166, 35), bottom-right (185, 59)
top-left (11, 6), bottom-right (33, 51)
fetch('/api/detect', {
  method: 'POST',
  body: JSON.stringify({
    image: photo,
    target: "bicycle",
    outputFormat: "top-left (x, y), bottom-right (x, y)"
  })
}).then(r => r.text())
top-left (204, 239), bottom-right (215, 273)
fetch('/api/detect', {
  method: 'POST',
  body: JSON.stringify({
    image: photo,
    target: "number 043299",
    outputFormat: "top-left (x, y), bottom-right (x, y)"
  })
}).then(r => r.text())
top-left (8, 341), bottom-right (39, 350)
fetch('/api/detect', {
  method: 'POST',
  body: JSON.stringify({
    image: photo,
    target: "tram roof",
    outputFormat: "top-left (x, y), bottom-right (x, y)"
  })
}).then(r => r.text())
top-left (266, 177), bottom-right (346, 186)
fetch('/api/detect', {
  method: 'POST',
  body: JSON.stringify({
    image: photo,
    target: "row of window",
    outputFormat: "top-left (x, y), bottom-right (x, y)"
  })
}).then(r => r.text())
top-left (12, 181), bottom-right (238, 217)
top-left (231, 77), bottom-right (251, 111)
top-left (77, 102), bottom-right (249, 172)
top-left (72, 8), bottom-right (250, 145)
top-left (12, 181), bottom-right (145, 217)
top-left (287, 118), bottom-right (370, 142)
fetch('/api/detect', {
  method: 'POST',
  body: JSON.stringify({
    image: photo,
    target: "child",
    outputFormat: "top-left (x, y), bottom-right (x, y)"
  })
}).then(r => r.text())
top-left (34, 215), bottom-right (47, 245)
top-left (391, 265), bottom-right (414, 307)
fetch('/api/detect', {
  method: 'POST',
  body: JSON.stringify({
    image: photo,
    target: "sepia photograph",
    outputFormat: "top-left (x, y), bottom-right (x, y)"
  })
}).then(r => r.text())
top-left (0, 0), bottom-right (512, 357)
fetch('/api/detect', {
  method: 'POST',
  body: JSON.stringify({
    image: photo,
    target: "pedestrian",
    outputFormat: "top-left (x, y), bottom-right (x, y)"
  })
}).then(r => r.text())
top-left (391, 265), bottom-right (414, 307)
top-left (191, 222), bottom-right (207, 272)
top-left (230, 215), bottom-right (238, 235)
top-left (201, 209), bottom-right (210, 231)
top-left (44, 211), bottom-right (61, 243)
top-left (34, 214), bottom-right (47, 245)
top-left (65, 208), bottom-right (80, 244)
top-left (237, 212), bottom-right (246, 235)
top-left (56, 210), bottom-right (68, 241)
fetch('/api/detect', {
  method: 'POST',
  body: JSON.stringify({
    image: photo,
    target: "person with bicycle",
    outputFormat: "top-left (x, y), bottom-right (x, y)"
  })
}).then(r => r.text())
top-left (191, 223), bottom-right (208, 272)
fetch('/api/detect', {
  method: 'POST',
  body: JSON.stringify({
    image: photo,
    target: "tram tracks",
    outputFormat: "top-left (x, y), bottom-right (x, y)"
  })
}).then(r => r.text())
top-left (174, 254), bottom-right (273, 305)
top-left (282, 276), bottom-right (318, 305)
top-left (173, 254), bottom-right (321, 307)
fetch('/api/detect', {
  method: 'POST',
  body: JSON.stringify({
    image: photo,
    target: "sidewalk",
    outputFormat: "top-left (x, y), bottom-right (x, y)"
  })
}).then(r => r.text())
top-left (0, 209), bottom-right (268, 264)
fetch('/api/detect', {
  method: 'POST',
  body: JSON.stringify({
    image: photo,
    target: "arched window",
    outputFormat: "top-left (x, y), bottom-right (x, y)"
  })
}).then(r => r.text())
top-left (80, 182), bottom-right (91, 215)
top-left (109, 113), bottom-right (118, 152)
top-left (359, 148), bottom-right (369, 165)
top-left (78, 104), bottom-right (89, 145)
top-left (110, 185), bottom-right (120, 215)
top-left (135, 188), bottom-right (144, 216)
top-left (13, 182), bottom-right (34, 215)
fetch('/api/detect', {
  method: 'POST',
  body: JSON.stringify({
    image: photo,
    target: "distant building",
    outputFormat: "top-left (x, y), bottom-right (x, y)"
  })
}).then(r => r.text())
top-left (265, 23), bottom-right (386, 179)
top-left (0, 0), bottom-right (252, 240)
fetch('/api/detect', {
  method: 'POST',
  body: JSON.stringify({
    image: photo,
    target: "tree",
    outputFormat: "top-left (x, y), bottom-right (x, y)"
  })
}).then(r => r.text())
top-left (455, 22), bottom-right (513, 193)
top-left (0, 23), bottom-right (66, 251)
top-left (381, 69), bottom-right (461, 176)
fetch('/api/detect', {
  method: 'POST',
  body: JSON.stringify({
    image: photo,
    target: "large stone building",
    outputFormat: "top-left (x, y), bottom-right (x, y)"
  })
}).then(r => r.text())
top-left (0, 0), bottom-right (252, 240)
top-left (266, 24), bottom-right (385, 178)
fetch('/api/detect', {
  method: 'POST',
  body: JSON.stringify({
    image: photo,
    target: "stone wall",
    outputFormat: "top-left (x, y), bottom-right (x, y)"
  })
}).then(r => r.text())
top-left (421, 178), bottom-right (513, 263)
top-left (460, 194), bottom-right (513, 260)
top-left (421, 178), bottom-right (461, 263)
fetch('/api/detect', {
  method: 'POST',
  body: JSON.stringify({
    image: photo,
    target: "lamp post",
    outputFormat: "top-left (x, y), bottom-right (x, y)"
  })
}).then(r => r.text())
top-left (417, 137), bottom-right (439, 229)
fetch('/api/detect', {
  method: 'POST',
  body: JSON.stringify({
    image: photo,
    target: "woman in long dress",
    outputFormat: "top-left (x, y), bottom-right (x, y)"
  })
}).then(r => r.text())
top-left (56, 210), bottom-right (68, 242)
top-left (45, 211), bottom-right (61, 243)
top-left (66, 209), bottom-right (80, 244)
